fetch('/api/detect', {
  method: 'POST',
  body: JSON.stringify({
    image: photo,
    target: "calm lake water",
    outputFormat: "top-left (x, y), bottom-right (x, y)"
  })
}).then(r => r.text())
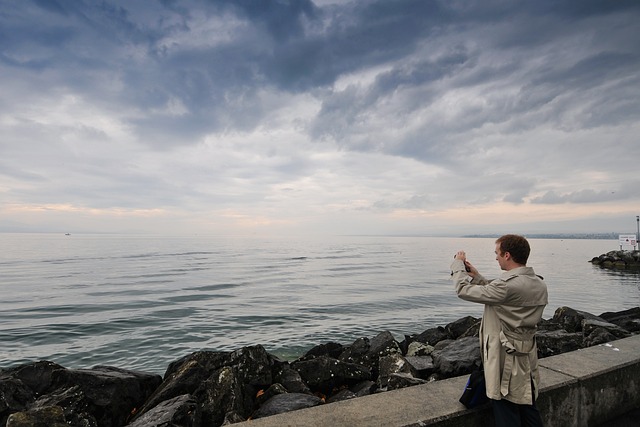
top-left (1, 233), bottom-right (638, 374)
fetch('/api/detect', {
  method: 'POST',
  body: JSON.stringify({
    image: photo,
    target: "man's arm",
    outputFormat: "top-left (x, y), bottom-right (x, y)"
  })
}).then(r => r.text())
top-left (451, 258), bottom-right (507, 304)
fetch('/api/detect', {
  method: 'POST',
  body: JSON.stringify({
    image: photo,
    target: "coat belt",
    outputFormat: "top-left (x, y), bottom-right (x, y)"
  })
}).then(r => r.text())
top-left (499, 329), bottom-right (536, 397)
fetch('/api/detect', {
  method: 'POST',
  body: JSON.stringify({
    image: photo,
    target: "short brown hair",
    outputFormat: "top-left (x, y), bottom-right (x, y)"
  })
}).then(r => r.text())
top-left (496, 234), bottom-right (530, 265)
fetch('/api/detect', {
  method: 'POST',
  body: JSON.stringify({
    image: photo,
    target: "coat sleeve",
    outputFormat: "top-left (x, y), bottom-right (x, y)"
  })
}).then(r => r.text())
top-left (452, 264), bottom-right (508, 304)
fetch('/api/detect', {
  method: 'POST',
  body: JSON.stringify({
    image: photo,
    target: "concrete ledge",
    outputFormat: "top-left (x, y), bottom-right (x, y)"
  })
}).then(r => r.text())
top-left (233, 334), bottom-right (640, 427)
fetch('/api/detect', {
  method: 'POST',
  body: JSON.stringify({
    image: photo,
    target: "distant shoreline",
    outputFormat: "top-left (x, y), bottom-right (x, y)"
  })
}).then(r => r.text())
top-left (463, 233), bottom-right (621, 240)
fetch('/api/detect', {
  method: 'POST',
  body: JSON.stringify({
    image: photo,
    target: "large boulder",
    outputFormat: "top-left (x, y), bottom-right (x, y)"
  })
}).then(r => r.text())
top-left (583, 327), bottom-right (620, 348)
top-left (256, 383), bottom-right (288, 406)
top-left (299, 342), bottom-right (344, 360)
top-left (163, 351), bottom-right (230, 380)
top-left (338, 331), bottom-right (401, 380)
top-left (552, 307), bottom-right (604, 333)
top-left (272, 365), bottom-right (311, 394)
top-left (197, 366), bottom-right (248, 426)
top-left (133, 357), bottom-right (212, 420)
top-left (0, 377), bottom-right (34, 426)
top-left (127, 394), bottom-right (200, 427)
top-left (3, 364), bottom-right (161, 427)
top-left (226, 345), bottom-right (277, 389)
top-left (536, 330), bottom-right (583, 358)
top-left (432, 336), bottom-right (481, 378)
top-left (410, 326), bottom-right (451, 347)
top-left (194, 346), bottom-right (277, 426)
top-left (134, 345), bottom-right (277, 425)
top-left (49, 365), bottom-right (162, 427)
top-left (445, 316), bottom-right (480, 339)
top-left (582, 319), bottom-right (632, 347)
top-left (291, 356), bottom-right (371, 395)
top-left (29, 385), bottom-right (97, 426)
top-left (377, 354), bottom-right (415, 389)
top-left (2, 361), bottom-right (64, 396)
top-left (252, 393), bottom-right (322, 419)
top-left (405, 356), bottom-right (435, 379)
top-left (600, 307), bottom-right (640, 333)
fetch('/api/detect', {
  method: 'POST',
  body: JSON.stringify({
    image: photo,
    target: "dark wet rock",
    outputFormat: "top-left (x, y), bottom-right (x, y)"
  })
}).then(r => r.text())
top-left (3, 361), bottom-right (64, 396)
top-left (3, 365), bottom-right (163, 427)
top-left (256, 383), bottom-right (288, 406)
top-left (291, 356), bottom-right (371, 395)
top-left (134, 357), bottom-right (210, 421)
top-left (432, 336), bottom-right (481, 378)
top-left (6, 405), bottom-right (68, 427)
top-left (583, 327), bottom-right (619, 348)
top-left (445, 316), bottom-right (480, 339)
top-left (0, 378), bottom-right (35, 427)
top-left (226, 345), bottom-right (277, 389)
top-left (368, 331), bottom-right (402, 359)
top-left (411, 326), bottom-right (451, 347)
top-left (164, 351), bottom-right (230, 380)
top-left (326, 389), bottom-right (357, 403)
top-left (600, 307), bottom-right (640, 333)
top-left (272, 365), bottom-right (310, 394)
top-left (458, 321), bottom-right (481, 338)
top-left (583, 318), bottom-right (632, 341)
top-left (49, 365), bottom-right (161, 427)
top-left (538, 318), bottom-right (564, 332)
top-left (338, 337), bottom-right (370, 365)
top-left (337, 331), bottom-right (400, 378)
top-left (300, 342), bottom-right (344, 361)
top-left (350, 380), bottom-right (376, 397)
top-left (127, 394), bottom-right (200, 427)
top-left (387, 373), bottom-right (429, 391)
top-left (135, 345), bottom-right (276, 425)
top-left (30, 386), bottom-right (97, 427)
top-left (405, 356), bottom-right (435, 379)
top-left (552, 306), bottom-right (605, 333)
top-left (377, 354), bottom-right (415, 389)
top-left (536, 330), bottom-right (583, 358)
top-left (197, 366), bottom-right (248, 426)
top-left (433, 339), bottom-right (455, 351)
top-left (251, 393), bottom-right (323, 419)
top-left (590, 250), bottom-right (640, 269)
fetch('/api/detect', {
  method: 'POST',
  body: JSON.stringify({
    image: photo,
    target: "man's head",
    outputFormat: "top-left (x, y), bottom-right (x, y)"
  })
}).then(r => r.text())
top-left (495, 234), bottom-right (530, 270)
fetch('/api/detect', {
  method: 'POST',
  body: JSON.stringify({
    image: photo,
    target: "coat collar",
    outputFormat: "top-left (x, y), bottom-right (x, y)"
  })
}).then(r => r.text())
top-left (499, 266), bottom-right (535, 281)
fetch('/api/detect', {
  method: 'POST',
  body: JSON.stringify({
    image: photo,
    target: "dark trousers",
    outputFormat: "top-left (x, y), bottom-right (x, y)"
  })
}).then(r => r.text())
top-left (491, 398), bottom-right (544, 427)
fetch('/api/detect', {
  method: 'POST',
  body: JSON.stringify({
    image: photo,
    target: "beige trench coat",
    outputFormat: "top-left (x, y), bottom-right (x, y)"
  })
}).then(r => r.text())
top-left (451, 260), bottom-right (548, 405)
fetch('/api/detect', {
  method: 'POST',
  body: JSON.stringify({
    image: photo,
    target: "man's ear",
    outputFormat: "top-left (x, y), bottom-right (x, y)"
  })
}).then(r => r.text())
top-left (503, 251), bottom-right (511, 261)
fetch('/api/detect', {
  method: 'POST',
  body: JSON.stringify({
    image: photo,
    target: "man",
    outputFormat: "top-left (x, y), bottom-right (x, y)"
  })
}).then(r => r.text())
top-left (451, 234), bottom-right (548, 427)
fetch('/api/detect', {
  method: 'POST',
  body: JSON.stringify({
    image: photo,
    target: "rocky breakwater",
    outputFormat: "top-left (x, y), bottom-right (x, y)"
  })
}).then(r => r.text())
top-left (590, 250), bottom-right (640, 269)
top-left (2, 306), bottom-right (640, 427)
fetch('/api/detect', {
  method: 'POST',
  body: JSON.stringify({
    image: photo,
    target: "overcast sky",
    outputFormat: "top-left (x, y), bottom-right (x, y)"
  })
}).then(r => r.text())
top-left (2, 0), bottom-right (639, 237)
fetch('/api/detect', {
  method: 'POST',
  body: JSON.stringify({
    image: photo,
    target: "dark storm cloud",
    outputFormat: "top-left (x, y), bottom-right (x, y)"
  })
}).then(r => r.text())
top-left (306, 0), bottom-right (640, 165)
top-left (4, 0), bottom-right (638, 149)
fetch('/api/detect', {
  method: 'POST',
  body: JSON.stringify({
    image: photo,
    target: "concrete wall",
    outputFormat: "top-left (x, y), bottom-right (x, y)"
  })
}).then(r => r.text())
top-left (233, 334), bottom-right (640, 427)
